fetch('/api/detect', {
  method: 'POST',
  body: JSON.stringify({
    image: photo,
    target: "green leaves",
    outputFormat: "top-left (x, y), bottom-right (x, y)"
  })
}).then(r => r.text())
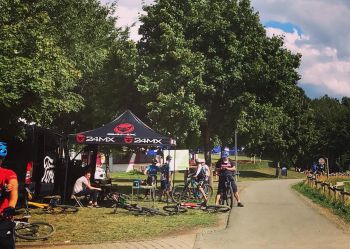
top-left (0, 0), bottom-right (119, 137)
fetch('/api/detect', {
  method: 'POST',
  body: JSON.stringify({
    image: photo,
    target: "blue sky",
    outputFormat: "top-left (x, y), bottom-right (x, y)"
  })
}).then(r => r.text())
top-left (106, 0), bottom-right (350, 99)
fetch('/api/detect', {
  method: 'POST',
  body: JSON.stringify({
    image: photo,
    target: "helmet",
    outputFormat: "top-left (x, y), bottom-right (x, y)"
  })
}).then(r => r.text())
top-left (222, 151), bottom-right (229, 158)
top-left (166, 155), bottom-right (172, 161)
top-left (195, 158), bottom-right (205, 164)
top-left (0, 142), bottom-right (8, 158)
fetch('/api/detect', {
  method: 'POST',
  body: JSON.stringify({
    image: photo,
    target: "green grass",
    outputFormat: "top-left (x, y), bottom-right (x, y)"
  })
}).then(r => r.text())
top-left (237, 166), bottom-right (305, 181)
top-left (293, 181), bottom-right (350, 223)
top-left (17, 207), bottom-right (217, 246)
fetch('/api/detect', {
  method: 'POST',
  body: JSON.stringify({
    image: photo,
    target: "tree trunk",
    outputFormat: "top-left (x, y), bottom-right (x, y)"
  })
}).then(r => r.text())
top-left (201, 120), bottom-right (212, 186)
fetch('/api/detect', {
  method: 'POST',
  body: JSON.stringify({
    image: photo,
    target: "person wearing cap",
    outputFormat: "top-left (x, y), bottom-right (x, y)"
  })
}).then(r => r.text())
top-left (215, 151), bottom-right (243, 207)
top-left (194, 158), bottom-right (210, 205)
top-left (159, 155), bottom-right (172, 202)
top-left (143, 158), bottom-right (159, 198)
top-left (0, 141), bottom-right (18, 249)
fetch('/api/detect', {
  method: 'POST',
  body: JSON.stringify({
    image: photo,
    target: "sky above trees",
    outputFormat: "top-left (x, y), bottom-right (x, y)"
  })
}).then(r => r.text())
top-left (105, 0), bottom-right (350, 99)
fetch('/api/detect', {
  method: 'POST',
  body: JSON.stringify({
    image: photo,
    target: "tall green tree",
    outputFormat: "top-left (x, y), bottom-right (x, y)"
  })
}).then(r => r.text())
top-left (138, 0), bottom-right (305, 163)
top-left (0, 0), bottom-right (122, 137)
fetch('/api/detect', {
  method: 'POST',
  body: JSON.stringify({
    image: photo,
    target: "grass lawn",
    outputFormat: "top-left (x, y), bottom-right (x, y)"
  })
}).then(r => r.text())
top-left (17, 207), bottom-right (217, 246)
top-left (293, 181), bottom-right (350, 224)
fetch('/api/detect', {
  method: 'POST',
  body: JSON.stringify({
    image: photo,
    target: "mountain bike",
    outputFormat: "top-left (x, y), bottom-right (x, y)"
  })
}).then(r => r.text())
top-left (163, 202), bottom-right (230, 215)
top-left (15, 216), bottom-right (55, 240)
top-left (1, 215), bottom-right (55, 240)
top-left (219, 175), bottom-right (236, 208)
top-left (106, 192), bottom-right (167, 216)
top-left (171, 174), bottom-right (213, 203)
top-left (24, 187), bottom-right (78, 214)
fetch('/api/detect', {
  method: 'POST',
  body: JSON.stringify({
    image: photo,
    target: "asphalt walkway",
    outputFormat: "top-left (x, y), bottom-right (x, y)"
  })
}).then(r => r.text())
top-left (194, 179), bottom-right (350, 249)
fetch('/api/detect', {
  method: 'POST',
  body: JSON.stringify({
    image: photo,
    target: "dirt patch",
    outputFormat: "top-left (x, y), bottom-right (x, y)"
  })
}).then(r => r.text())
top-left (293, 188), bottom-right (350, 234)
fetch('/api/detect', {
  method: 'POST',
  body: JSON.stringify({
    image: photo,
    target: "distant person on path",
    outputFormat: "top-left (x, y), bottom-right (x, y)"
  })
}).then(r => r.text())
top-left (0, 142), bottom-right (18, 249)
top-left (72, 170), bottom-right (101, 207)
top-left (215, 152), bottom-right (244, 207)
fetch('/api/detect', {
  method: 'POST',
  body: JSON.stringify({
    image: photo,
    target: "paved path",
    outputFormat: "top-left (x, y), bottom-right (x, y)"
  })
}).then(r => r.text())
top-left (194, 179), bottom-right (350, 249)
top-left (17, 233), bottom-right (197, 249)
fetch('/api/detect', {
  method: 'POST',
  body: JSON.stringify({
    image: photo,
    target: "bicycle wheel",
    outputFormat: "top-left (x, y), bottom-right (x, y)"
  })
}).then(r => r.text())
top-left (204, 205), bottom-right (231, 213)
top-left (226, 184), bottom-right (234, 208)
top-left (124, 204), bottom-right (143, 213)
top-left (171, 185), bottom-right (186, 202)
top-left (15, 222), bottom-right (55, 240)
top-left (140, 207), bottom-right (168, 216)
top-left (219, 184), bottom-right (234, 208)
top-left (203, 184), bottom-right (213, 199)
top-left (47, 205), bottom-right (79, 214)
top-left (163, 205), bottom-right (188, 214)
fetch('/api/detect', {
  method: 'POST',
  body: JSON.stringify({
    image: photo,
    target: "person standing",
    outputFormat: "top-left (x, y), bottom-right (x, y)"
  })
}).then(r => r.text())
top-left (143, 159), bottom-right (159, 199)
top-left (0, 141), bottom-right (18, 249)
top-left (215, 151), bottom-right (243, 207)
top-left (194, 158), bottom-right (210, 205)
top-left (159, 155), bottom-right (172, 202)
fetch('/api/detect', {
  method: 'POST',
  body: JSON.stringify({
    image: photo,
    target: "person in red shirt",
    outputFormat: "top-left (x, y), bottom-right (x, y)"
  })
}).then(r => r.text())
top-left (0, 141), bottom-right (18, 249)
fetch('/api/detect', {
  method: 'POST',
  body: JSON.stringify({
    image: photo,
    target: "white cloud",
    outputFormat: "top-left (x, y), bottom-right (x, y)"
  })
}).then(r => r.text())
top-left (106, 0), bottom-right (350, 98)
top-left (252, 0), bottom-right (350, 98)
top-left (266, 26), bottom-right (350, 97)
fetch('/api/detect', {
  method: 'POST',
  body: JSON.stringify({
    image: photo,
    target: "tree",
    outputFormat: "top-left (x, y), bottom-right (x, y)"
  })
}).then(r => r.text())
top-left (0, 0), bottom-right (83, 138)
top-left (0, 0), bottom-right (122, 137)
top-left (137, 0), bottom-right (304, 164)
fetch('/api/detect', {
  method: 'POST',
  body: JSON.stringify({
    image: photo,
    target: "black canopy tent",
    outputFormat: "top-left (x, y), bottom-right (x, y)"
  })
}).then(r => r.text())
top-left (64, 110), bottom-right (176, 201)
top-left (68, 110), bottom-right (176, 146)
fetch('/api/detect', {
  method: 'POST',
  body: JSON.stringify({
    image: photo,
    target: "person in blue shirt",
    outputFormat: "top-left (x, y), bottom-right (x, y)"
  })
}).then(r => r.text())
top-left (159, 155), bottom-right (172, 202)
top-left (143, 159), bottom-right (159, 198)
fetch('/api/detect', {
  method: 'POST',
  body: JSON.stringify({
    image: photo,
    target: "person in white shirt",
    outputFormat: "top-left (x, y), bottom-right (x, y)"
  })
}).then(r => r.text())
top-left (194, 158), bottom-right (210, 205)
top-left (72, 171), bottom-right (101, 207)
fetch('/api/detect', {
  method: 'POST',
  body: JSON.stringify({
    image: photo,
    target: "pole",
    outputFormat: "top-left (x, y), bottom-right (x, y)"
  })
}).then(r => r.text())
top-left (326, 157), bottom-right (329, 179)
top-left (172, 146), bottom-right (176, 190)
top-left (235, 130), bottom-right (238, 181)
top-left (63, 138), bottom-right (69, 203)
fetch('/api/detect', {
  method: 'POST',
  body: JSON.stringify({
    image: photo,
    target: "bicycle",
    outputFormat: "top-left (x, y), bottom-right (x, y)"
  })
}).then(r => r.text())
top-left (106, 192), bottom-right (167, 216)
top-left (163, 202), bottom-right (230, 215)
top-left (15, 216), bottom-right (55, 240)
top-left (24, 187), bottom-right (78, 214)
top-left (218, 175), bottom-right (236, 208)
top-left (172, 173), bottom-right (213, 203)
top-left (1, 215), bottom-right (55, 240)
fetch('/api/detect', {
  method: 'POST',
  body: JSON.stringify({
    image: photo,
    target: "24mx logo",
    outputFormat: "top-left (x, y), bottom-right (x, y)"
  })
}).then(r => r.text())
top-left (86, 136), bottom-right (116, 143)
top-left (134, 138), bottom-right (162, 144)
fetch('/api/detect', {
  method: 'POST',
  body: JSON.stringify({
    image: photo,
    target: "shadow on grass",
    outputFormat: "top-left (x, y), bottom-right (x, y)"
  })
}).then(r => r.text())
top-left (239, 170), bottom-right (275, 179)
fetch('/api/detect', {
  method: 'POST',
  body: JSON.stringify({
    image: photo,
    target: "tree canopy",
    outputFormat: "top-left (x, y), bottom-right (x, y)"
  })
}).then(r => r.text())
top-left (137, 0), bottom-right (306, 163)
top-left (0, 0), bottom-right (120, 138)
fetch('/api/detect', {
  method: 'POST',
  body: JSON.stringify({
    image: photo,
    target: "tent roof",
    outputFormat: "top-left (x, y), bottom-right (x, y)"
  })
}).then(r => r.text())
top-left (68, 110), bottom-right (176, 146)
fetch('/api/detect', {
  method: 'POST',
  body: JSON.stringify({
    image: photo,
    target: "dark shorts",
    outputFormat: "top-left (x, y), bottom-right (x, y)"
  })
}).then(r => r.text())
top-left (160, 180), bottom-right (170, 190)
top-left (146, 175), bottom-right (157, 185)
top-left (217, 175), bottom-right (237, 194)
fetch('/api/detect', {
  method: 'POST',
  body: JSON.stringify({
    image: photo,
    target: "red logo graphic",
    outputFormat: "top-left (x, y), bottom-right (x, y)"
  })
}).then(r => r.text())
top-left (124, 136), bottom-right (134, 144)
top-left (114, 123), bottom-right (135, 134)
top-left (76, 133), bottom-right (86, 143)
